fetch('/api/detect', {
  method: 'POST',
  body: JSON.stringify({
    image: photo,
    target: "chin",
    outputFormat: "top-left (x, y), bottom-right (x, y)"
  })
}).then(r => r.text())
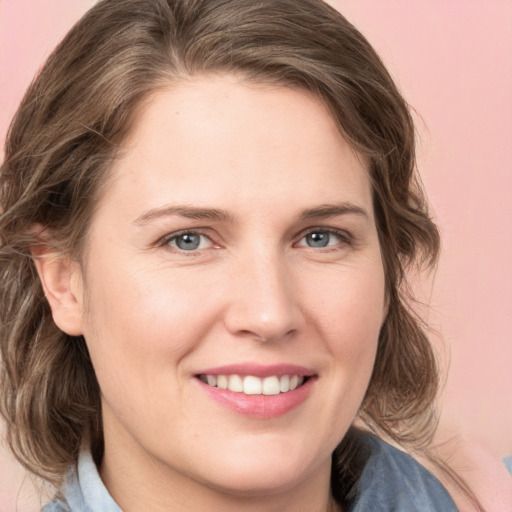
top-left (202, 464), bottom-right (308, 497)
top-left (192, 442), bottom-right (325, 497)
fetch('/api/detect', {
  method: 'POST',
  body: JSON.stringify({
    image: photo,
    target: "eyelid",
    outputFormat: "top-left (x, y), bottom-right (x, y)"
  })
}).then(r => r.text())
top-left (293, 226), bottom-right (353, 247)
top-left (159, 229), bottom-right (218, 252)
top-left (156, 226), bottom-right (353, 252)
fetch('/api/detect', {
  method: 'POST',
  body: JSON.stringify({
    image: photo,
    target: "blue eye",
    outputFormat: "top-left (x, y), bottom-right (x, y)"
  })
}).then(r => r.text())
top-left (305, 232), bottom-right (330, 248)
top-left (166, 232), bottom-right (211, 251)
top-left (298, 230), bottom-right (345, 248)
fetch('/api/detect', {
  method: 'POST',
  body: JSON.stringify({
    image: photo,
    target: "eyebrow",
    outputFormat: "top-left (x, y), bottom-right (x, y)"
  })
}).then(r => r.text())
top-left (298, 203), bottom-right (370, 222)
top-left (133, 202), bottom-right (369, 225)
top-left (133, 205), bottom-right (234, 225)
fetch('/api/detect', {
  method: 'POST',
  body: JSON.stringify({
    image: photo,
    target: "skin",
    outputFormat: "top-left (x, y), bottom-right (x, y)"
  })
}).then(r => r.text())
top-left (36, 75), bottom-right (387, 512)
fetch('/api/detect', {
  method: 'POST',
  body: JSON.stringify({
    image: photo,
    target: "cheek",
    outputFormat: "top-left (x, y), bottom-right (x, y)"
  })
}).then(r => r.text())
top-left (305, 261), bottom-right (385, 379)
top-left (308, 263), bottom-right (386, 335)
top-left (80, 259), bottom-right (220, 381)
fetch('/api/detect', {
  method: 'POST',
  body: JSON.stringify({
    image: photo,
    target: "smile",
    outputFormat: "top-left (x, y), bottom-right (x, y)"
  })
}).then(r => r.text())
top-left (194, 364), bottom-right (316, 417)
top-left (198, 374), bottom-right (306, 395)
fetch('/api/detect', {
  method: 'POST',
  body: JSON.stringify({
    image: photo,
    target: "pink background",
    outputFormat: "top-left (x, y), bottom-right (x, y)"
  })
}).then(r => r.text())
top-left (1, 1), bottom-right (511, 509)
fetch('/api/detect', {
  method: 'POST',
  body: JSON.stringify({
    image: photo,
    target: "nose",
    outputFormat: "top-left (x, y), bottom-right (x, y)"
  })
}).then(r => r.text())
top-left (223, 250), bottom-right (304, 343)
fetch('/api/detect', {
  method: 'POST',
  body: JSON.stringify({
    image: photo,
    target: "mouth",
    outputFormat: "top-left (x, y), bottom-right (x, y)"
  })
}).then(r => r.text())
top-left (194, 365), bottom-right (316, 418)
top-left (197, 374), bottom-right (308, 395)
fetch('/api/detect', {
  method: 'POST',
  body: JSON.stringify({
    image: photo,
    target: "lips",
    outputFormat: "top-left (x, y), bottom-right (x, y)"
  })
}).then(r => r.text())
top-left (194, 364), bottom-right (315, 418)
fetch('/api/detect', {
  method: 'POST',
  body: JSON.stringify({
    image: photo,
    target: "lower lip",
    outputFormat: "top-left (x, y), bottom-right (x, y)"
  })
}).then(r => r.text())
top-left (197, 378), bottom-right (315, 418)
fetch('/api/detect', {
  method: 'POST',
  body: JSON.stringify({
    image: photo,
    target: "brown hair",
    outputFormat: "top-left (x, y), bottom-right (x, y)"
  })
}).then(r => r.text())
top-left (1, 0), bottom-right (448, 503)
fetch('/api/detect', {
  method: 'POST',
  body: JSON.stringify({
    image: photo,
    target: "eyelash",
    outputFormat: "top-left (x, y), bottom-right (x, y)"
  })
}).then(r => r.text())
top-left (295, 227), bottom-right (353, 249)
top-left (159, 230), bottom-right (215, 253)
top-left (158, 226), bottom-right (353, 254)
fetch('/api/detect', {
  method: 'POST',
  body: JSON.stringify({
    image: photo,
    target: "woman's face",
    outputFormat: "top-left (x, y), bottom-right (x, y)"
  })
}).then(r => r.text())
top-left (71, 76), bottom-right (387, 504)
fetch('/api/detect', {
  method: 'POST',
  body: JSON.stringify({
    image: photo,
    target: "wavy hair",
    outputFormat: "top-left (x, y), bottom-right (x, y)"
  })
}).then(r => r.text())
top-left (1, 0), bottom-right (445, 503)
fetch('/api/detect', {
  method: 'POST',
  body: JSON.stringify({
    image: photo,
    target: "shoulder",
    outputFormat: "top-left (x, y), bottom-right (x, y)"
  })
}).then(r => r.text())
top-left (41, 449), bottom-right (121, 512)
top-left (348, 433), bottom-right (459, 511)
top-left (41, 499), bottom-right (70, 512)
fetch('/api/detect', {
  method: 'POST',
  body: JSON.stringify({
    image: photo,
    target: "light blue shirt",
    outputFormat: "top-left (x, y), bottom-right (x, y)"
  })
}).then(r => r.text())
top-left (42, 434), bottom-right (458, 511)
top-left (503, 455), bottom-right (512, 475)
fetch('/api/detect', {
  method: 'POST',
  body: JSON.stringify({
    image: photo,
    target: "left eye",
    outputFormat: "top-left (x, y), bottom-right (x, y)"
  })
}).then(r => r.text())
top-left (165, 232), bottom-right (212, 251)
top-left (297, 230), bottom-right (344, 248)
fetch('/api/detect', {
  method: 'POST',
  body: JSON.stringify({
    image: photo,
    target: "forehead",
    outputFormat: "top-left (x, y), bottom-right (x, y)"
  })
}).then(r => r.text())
top-left (99, 75), bottom-right (373, 221)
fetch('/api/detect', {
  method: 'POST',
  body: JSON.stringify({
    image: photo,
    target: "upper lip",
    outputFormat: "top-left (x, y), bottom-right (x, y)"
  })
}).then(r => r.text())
top-left (194, 363), bottom-right (316, 378)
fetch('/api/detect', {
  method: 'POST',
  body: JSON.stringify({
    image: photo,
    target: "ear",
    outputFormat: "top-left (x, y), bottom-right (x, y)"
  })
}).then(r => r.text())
top-left (31, 243), bottom-right (85, 336)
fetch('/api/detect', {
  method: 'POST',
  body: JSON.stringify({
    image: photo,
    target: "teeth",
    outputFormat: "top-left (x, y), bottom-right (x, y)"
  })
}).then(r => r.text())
top-left (228, 374), bottom-right (243, 392)
top-left (280, 375), bottom-right (290, 393)
top-left (217, 375), bottom-right (228, 389)
top-left (262, 376), bottom-right (280, 395)
top-left (200, 374), bottom-right (306, 395)
top-left (243, 376), bottom-right (262, 395)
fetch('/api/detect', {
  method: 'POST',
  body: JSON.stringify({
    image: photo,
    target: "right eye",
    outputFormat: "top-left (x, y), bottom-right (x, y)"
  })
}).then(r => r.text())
top-left (164, 231), bottom-right (214, 252)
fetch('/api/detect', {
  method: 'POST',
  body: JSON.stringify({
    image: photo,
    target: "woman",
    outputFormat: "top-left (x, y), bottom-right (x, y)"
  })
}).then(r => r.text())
top-left (0, 0), bottom-right (476, 510)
